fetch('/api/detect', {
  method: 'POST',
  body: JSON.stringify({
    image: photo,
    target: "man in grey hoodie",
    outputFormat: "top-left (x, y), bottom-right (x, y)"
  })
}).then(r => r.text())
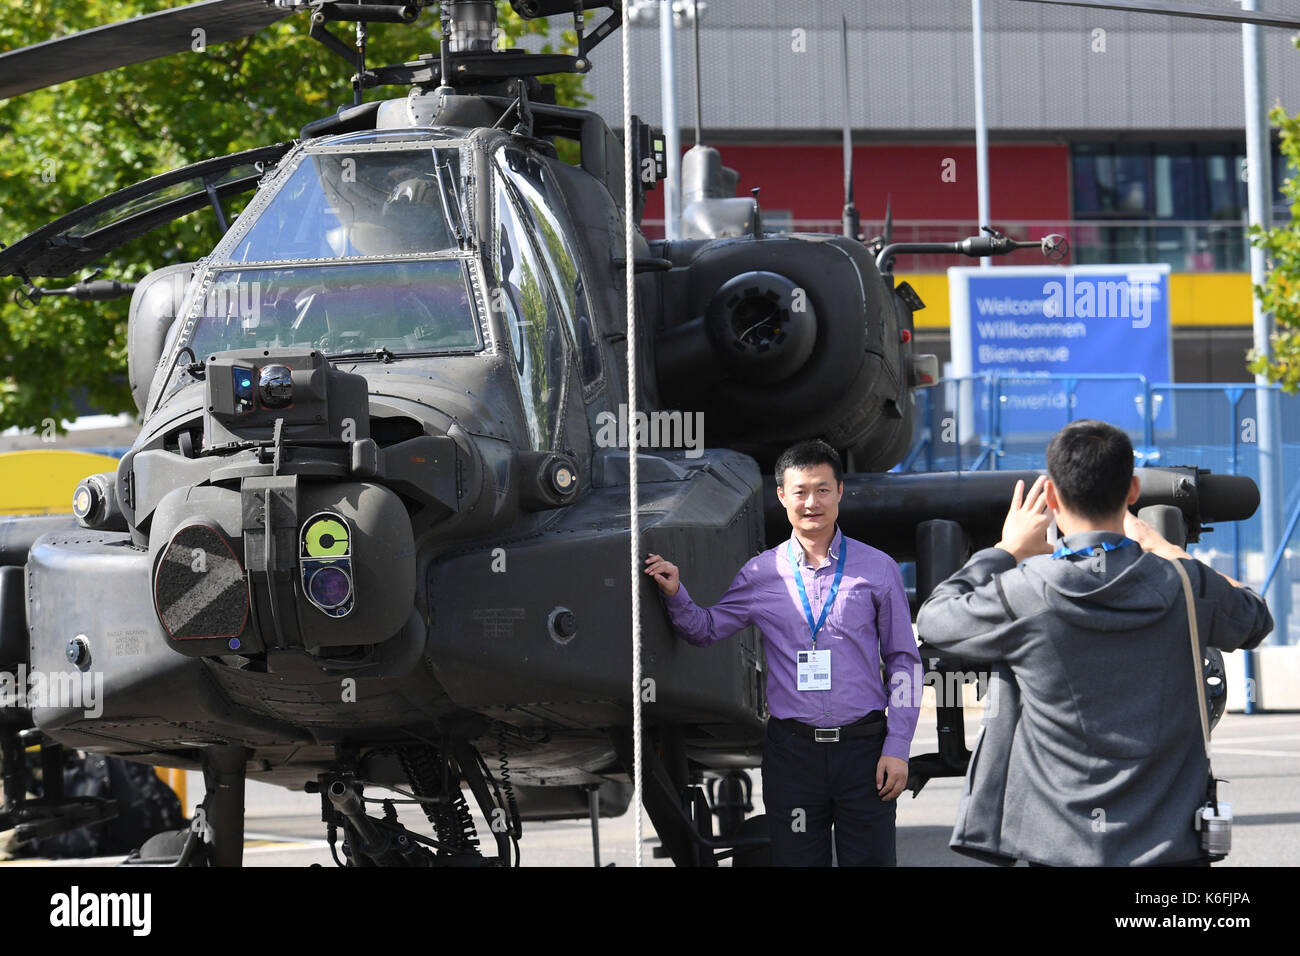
top-left (916, 420), bottom-right (1272, 866)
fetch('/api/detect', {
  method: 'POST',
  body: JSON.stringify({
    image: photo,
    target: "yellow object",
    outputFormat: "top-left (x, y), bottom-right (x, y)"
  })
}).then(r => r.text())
top-left (154, 767), bottom-right (187, 807)
top-left (303, 516), bottom-right (349, 556)
top-left (0, 450), bottom-right (120, 516)
top-left (901, 272), bottom-right (1254, 330)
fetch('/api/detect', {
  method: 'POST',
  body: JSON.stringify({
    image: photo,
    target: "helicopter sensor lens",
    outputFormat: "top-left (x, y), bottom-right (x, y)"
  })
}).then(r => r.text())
top-left (258, 364), bottom-right (294, 409)
top-left (308, 566), bottom-right (352, 609)
top-left (303, 516), bottom-right (350, 557)
top-left (72, 484), bottom-right (95, 519)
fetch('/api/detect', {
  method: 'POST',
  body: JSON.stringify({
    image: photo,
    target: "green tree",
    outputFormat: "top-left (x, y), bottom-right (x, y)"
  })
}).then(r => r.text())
top-left (1251, 102), bottom-right (1300, 391)
top-left (0, 0), bottom-right (586, 431)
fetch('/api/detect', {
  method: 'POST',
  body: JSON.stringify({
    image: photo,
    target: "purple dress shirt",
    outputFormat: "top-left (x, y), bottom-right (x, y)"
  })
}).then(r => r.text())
top-left (662, 526), bottom-right (922, 761)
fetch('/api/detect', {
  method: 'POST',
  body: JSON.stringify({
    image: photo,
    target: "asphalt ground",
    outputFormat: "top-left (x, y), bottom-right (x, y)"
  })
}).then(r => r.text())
top-left (4, 710), bottom-right (1297, 868)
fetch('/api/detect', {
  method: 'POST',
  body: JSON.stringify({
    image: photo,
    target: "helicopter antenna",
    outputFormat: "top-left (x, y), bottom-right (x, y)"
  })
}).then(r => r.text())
top-left (840, 14), bottom-right (859, 241)
top-left (351, 18), bottom-right (366, 106)
top-left (354, 20), bottom-right (368, 106)
top-left (691, 0), bottom-right (703, 145)
top-left (436, 1), bottom-right (453, 96)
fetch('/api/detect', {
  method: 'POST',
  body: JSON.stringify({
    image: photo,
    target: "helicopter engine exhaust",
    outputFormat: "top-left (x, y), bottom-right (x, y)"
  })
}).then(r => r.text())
top-left (653, 232), bottom-right (913, 471)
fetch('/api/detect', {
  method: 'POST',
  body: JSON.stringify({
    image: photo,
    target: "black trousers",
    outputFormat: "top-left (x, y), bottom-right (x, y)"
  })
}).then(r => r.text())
top-left (761, 718), bottom-right (897, 866)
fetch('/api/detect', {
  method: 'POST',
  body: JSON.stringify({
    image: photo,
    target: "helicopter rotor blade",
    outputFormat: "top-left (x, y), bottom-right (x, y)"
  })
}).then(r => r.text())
top-left (1008, 0), bottom-right (1300, 31)
top-left (0, 0), bottom-right (294, 101)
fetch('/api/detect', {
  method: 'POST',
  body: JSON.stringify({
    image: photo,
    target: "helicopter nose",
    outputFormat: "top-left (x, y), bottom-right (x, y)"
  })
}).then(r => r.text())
top-left (149, 477), bottom-right (418, 657)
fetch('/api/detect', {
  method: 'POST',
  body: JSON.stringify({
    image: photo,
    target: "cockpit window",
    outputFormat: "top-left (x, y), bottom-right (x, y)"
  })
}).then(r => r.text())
top-left (181, 259), bottom-right (479, 360)
top-left (494, 177), bottom-right (567, 451)
top-left (496, 148), bottom-right (603, 393)
top-left (226, 149), bottom-right (464, 262)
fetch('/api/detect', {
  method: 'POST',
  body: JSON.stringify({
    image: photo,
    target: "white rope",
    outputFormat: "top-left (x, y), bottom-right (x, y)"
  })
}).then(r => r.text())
top-left (621, 0), bottom-right (644, 869)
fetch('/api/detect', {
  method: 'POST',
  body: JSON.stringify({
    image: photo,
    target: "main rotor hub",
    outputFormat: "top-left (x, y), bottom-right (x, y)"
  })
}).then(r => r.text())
top-left (448, 0), bottom-right (498, 53)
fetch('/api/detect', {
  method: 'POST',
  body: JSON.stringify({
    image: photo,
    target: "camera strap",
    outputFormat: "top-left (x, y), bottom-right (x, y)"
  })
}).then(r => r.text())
top-left (1170, 558), bottom-right (1212, 761)
top-left (1171, 558), bottom-right (1231, 862)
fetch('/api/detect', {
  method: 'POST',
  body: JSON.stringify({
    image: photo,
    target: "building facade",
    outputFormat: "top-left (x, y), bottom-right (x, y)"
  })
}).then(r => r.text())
top-left (539, 0), bottom-right (1300, 381)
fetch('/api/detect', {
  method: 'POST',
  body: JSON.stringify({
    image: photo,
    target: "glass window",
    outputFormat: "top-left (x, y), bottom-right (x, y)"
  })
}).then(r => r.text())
top-left (1074, 147), bottom-right (1152, 216)
top-left (496, 147), bottom-right (603, 391)
top-left (1113, 154), bottom-right (1151, 215)
top-left (182, 259), bottom-right (479, 359)
top-left (1205, 154), bottom-right (1242, 220)
top-left (1072, 148), bottom-right (1102, 216)
top-left (495, 179), bottom-right (567, 450)
top-left (1153, 155), bottom-right (1173, 218)
top-left (227, 150), bottom-right (463, 262)
top-left (1165, 152), bottom-right (1203, 220)
top-left (75, 163), bottom-right (266, 236)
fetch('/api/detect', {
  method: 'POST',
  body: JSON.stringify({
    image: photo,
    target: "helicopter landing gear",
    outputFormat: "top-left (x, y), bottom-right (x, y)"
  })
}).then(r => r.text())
top-left (611, 727), bottom-right (770, 867)
top-left (198, 744), bottom-right (250, 866)
top-left (908, 520), bottom-right (975, 796)
top-left (120, 743), bottom-right (249, 867)
top-left (707, 770), bottom-right (753, 839)
top-left (309, 739), bottom-right (519, 867)
top-left (584, 783), bottom-right (602, 867)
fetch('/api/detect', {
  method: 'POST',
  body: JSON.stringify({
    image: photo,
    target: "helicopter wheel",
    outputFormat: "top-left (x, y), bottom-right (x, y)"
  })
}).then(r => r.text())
top-left (708, 769), bottom-right (752, 838)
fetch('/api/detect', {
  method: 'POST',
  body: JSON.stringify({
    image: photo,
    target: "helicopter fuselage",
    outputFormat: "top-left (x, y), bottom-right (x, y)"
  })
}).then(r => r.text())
top-left (16, 98), bottom-right (921, 812)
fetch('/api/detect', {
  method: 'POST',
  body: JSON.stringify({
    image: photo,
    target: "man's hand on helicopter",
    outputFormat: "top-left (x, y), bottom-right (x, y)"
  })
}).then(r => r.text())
top-left (877, 755), bottom-right (908, 801)
top-left (643, 553), bottom-right (680, 596)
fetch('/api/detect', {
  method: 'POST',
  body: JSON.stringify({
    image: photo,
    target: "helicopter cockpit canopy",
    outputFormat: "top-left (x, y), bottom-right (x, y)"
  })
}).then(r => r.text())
top-left (182, 259), bottom-right (479, 361)
top-left (150, 138), bottom-right (483, 411)
top-left (227, 143), bottom-right (467, 261)
top-left (0, 144), bottom-right (292, 279)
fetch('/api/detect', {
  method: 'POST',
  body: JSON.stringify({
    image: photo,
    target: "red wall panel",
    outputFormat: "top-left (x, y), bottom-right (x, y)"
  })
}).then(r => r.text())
top-left (640, 143), bottom-right (1071, 225)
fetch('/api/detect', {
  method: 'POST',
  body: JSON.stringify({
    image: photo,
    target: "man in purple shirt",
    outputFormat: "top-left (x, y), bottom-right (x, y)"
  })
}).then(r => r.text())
top-left (644, 440), bottom-right (921, 866)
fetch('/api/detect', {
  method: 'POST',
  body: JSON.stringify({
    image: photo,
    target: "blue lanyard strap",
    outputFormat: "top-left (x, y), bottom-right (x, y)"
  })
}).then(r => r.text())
top-left (1052, 537), bottom-right (1136, 559)
top-left (788, 536), bottom-right (847, 648)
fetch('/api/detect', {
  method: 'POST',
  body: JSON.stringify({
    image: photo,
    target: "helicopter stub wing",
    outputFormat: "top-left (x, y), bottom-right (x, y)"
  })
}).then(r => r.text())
top-left (0, 143), bottom-right (293, 279)
top-left (0, 0), bottom-right (293, 101)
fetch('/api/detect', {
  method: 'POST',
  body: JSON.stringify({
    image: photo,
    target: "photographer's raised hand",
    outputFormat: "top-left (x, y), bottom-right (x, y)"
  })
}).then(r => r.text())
top-left (995, 475), bottom-right (1054, 563)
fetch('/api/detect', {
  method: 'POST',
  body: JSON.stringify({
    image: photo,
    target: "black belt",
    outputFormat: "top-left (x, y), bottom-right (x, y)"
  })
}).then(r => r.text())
top-left (770, 712), bottom-right (885, 743)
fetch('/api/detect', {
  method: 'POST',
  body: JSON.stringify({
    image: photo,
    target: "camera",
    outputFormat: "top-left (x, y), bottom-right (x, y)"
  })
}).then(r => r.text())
top-left (1194, 800), bottom-right (1232, 857)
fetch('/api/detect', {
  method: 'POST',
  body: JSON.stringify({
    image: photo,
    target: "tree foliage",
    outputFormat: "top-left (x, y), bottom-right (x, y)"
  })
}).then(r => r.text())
top-left (1251, 101), bottom-right (1300, 392)
top-left (0, 1), bottom-right (586, 431)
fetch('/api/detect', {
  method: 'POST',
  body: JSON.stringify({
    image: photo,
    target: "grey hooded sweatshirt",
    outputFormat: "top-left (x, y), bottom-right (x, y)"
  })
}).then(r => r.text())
top-left (916, 531), bottom-right (1272, 866)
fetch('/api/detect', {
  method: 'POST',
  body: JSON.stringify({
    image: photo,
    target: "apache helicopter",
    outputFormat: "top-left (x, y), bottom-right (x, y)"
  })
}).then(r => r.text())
top-left (0, 0), bottom-right (1265, 867)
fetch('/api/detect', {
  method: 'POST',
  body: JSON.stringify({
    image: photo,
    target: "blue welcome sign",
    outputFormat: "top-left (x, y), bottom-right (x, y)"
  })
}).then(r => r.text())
top-left (948, 265), bottom-right (1172, 439)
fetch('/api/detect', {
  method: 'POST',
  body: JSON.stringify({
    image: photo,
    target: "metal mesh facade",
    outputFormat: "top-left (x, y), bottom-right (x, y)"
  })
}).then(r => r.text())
top-left (527, 0), bottom-right (1300, 136)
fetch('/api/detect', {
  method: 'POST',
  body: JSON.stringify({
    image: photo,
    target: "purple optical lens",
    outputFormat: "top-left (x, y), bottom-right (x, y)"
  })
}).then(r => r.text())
top-left (309, 566), bottom-right (351, 608)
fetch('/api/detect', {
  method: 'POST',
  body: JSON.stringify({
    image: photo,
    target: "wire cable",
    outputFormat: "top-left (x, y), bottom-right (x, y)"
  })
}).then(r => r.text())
top-left (622, 0), bottom-right (644, 870)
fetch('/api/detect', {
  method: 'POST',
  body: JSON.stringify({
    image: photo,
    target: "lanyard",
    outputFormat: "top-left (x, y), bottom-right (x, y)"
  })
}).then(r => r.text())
top-left (788, 536), bottom-right (847, 649)
top-left (1052, 537), bottom-right (1135, 559)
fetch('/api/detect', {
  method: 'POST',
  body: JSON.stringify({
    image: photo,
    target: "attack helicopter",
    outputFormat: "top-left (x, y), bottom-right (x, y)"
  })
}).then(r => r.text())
top-left (0, 0), bottom-right (1266, 867)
